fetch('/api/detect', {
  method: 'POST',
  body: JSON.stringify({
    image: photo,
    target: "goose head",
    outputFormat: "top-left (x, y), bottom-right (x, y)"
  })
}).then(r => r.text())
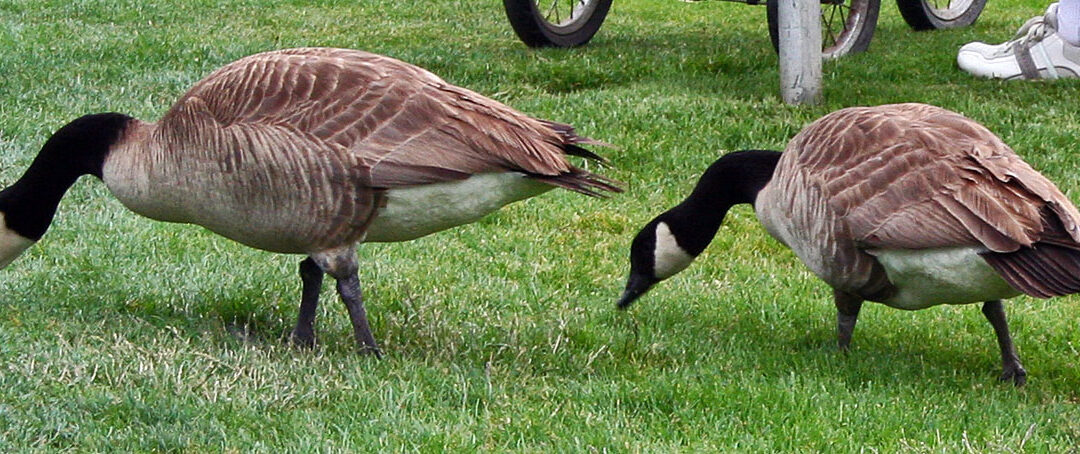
top-left (0, 113), bottom-right (132, 268)
top-left (618, 215), bottom-right (698, 308)
top-left (617, 150), bottom-right (781, 309)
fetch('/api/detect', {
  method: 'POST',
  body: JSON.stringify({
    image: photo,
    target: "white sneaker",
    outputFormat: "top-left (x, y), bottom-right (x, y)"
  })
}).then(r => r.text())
top-left (957, 3), bottom-right (1080, 79)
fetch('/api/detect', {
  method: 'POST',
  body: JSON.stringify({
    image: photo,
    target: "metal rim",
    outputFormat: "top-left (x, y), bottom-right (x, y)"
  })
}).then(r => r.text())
top-left (921, 0), bottom-right (977, 21)
top-left (534, 0), bottom-right (601, 35)
top-left (821, 0), bottom-right (866, 57)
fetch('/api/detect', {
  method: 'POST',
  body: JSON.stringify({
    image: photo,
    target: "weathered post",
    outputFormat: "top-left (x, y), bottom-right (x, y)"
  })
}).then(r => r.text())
top-left (777, 0), bottom-right (822, 104)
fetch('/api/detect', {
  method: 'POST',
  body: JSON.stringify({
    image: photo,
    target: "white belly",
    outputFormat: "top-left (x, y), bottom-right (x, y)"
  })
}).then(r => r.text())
top-left (363, 173), bottom-right (553, 243)
top-left (868, 247), bottom-right (1020, 310)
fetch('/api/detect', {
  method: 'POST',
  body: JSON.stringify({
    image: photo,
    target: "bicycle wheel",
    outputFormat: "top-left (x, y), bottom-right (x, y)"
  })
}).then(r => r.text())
top-left (896, 0), bottom-right (986, 30)
top-left (504, 0), bottom-right (614, 48)
top-left (767, 0), bottom-right (881, 59)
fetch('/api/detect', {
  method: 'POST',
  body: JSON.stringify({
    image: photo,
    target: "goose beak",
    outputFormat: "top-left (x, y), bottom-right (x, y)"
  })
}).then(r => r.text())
top-left (0, 213), bottom-right (34, 269)
top-left (617, 273), bottom-right (656, 309)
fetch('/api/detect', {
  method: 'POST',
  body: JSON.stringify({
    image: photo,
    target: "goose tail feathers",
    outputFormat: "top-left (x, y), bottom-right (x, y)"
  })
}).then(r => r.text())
top-left (531, 120), bottom-right (622, 196)
top-left (563, 143), bottom-right (610, 165)
top-left (981, 244), bottom-right (1080, 298)
top-left (541, 119), bottom-right (616, 147)
top-left (530, 170), bottom-right (624, 198)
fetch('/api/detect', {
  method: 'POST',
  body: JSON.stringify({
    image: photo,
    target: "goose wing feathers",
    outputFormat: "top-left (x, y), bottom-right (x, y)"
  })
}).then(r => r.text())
top-left (784, 103), bottom-right (1080, 253)
top-left (159, 48), bottom-right (595, 188)
top-left (778, 103), bottom-right (1080, 298)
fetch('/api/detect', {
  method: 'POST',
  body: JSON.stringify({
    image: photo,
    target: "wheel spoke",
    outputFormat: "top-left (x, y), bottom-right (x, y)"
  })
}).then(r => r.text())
top-left (544, 0), bottom-right (560, 24)
top-left (541, 0), bottom-right (588, 25)
top-left (822, 4), bottom-right (845, 48)
top-left (538, 0), bottom-right (597, 26)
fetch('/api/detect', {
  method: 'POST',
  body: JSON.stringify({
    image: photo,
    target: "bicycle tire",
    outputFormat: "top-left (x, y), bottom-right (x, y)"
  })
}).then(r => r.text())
top-left (896, 0), bottom-right (986, 30)
top-left (504, 0), bottom-right (614, 47)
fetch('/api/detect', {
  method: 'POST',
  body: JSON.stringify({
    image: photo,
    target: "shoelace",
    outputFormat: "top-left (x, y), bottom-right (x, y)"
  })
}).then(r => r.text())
top-left (994, 4), bottom-right (1060, 57)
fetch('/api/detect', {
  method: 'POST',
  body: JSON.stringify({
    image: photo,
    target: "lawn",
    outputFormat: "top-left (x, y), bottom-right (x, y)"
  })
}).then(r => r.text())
top-left (2, 0), bottom-right (1080, 451)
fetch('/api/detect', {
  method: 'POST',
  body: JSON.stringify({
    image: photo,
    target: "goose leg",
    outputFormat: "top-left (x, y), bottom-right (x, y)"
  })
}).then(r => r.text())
top-left (312, 246), bottom-right (382, 358)
top-left (981, 300), bottom-right (1026, 386)
top-left (336, 275), bottom-right (382, 358)
top-left (834, 290), bottom-right (863, 351)
top-left (290, 257), bottom-right (324, 348)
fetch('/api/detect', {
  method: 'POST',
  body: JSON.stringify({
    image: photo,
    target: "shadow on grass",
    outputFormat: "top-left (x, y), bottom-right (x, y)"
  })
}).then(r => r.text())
top-left (602, 293), bottom-right (1080, 392)
top-left (21, 260), bottom-right (1078, 394)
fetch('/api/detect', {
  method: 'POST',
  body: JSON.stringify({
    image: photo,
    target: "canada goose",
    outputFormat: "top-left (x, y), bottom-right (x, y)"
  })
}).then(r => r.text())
top-left (618, 103), bottom-right (1080, 385)
top-left (0, 47), bottom-right (621, 357)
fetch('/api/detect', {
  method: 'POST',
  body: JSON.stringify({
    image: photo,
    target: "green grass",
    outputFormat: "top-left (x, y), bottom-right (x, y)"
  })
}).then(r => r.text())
top-left (2, 0), bottom-right (1080, 451)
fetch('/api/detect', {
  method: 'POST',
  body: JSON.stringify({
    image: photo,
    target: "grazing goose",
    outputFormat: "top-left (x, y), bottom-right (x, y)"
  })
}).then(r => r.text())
top-left (617, 103), bottom-right (1080, 385)
top-left (0, 47), bottom-right (621, 357)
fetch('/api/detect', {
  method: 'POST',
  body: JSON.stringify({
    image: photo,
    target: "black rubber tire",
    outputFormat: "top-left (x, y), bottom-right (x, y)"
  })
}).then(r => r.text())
top-left (767, 0), bottom-right (881, 59)
top-left (896, 0), bottom-right (987, 30)
top-left (504, 0), bottom-right (614, 48)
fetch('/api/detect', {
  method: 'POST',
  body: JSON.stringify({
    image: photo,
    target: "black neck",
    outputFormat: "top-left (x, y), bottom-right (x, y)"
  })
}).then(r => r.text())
top-left (659, 150), bottom-right (781, 256)
top-left (0, 113), bottom-right (131, 240)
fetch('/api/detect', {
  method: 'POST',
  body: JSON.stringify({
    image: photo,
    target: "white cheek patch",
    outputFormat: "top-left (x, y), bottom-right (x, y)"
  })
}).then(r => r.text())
top-left (0, 213), bottom-right (34, 269)
top-left (653, 221), bottom-right (695, 279)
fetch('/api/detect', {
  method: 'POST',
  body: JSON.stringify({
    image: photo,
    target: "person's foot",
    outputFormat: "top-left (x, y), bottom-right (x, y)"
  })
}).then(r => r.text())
top-left (958, 3), bottom-right (1080, 79)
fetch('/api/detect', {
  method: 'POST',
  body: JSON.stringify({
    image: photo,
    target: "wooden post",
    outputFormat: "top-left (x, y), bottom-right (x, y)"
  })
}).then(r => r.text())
top-left (777, 0), bottom-right (822, 105)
